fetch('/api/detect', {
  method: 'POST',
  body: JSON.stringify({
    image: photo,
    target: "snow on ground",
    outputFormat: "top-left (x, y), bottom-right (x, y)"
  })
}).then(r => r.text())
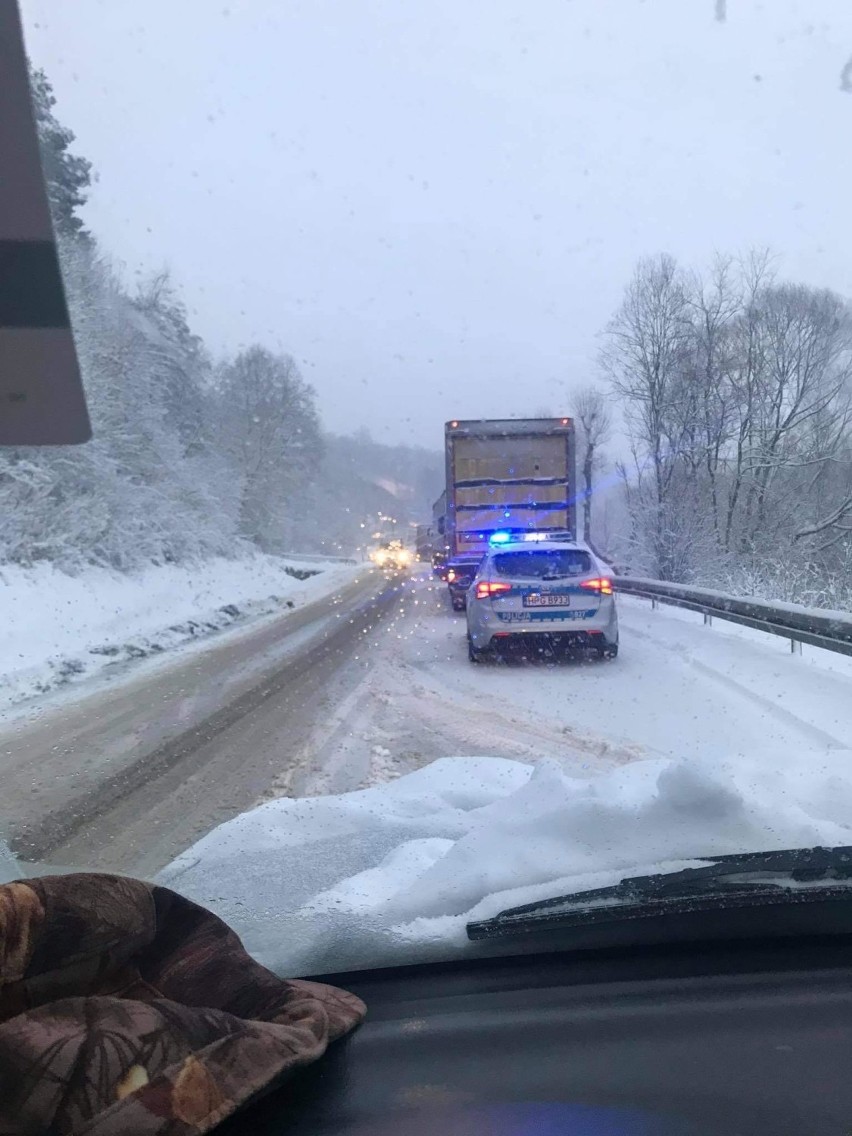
top-left (159, 572), bottom-right (852, 976)
top-left (0, 554), bottom-right (363, 711)
top-left (261, 574), bottom-right (852, 800)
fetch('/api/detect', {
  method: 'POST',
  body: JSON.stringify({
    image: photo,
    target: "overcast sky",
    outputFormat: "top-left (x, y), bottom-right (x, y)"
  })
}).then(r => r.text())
top-left (18, 0), bottom-right (852, 447)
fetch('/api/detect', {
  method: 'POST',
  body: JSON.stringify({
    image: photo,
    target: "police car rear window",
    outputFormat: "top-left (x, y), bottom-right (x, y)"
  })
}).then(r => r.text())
top-left (493, 550), bottom-right (592, 578)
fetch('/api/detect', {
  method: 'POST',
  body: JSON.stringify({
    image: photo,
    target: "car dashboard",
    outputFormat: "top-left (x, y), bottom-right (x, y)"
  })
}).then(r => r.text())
top-left (219, 936), bottom-right (852, 1135)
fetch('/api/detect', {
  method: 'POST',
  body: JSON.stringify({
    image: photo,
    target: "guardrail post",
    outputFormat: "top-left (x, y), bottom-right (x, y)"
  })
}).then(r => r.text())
top-left (791, 638), bottom-right (802, 656)
top-left (703, 612), bottom-right (712, 627)
top-left (651, 596), bottom-right (657, 610)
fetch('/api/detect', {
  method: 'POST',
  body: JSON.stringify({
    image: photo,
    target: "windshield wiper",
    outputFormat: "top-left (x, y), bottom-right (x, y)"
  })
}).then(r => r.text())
top-left (467, 845), bottom-right (852, 940)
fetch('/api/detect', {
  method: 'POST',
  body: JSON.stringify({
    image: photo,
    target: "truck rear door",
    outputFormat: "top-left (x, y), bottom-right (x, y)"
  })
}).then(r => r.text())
top-left (453, 434), bottom-right (570, 555)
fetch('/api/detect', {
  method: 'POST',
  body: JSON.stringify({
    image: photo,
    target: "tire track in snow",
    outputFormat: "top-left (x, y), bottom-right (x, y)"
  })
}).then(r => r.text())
top-left (621, 602), bottom-right (848, 752)
top-left (251, 570), bottom-right (650, 797)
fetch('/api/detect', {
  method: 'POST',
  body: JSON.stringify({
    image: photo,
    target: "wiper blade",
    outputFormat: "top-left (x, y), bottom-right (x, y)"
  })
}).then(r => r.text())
top-left (467, 844), bottom-right (852, 941)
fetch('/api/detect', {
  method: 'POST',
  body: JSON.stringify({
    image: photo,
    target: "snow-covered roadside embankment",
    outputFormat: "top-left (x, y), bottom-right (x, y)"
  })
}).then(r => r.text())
top-left (0, 554), bottom-right (363, 711)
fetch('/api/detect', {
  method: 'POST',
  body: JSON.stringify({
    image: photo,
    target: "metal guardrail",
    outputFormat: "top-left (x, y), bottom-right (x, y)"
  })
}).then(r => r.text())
top-left (615, 576), bottom-right (852, 657)
top-left (279, 552), bottom-right (358, 566)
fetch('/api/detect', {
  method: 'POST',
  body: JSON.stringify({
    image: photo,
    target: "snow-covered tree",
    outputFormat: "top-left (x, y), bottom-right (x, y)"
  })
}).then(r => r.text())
top-left (213, 347), bottom-right (322, 550)
top-left (29, 67), bottom-right (92, 241)
top-left (571, 385), bottom-right (611, 546)
top-left (603, 249), bottom-right (852, 605)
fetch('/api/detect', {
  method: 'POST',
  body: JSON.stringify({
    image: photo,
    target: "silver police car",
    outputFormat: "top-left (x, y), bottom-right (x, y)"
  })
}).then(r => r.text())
top-left (466, 539), bottom-right (619, 662)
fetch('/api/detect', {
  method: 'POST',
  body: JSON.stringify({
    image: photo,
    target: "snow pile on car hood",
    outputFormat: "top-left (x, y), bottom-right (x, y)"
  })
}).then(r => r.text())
top-left (159, 750), bottom-right (852, 975)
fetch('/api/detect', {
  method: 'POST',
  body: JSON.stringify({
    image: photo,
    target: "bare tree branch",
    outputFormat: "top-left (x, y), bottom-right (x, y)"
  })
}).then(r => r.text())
top-left (571, 384), bottom-right (612, 542)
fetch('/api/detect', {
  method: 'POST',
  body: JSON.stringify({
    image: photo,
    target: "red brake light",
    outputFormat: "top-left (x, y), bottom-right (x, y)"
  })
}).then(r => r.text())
top-left (447, 569), bottom-right (456, 582)
top-left (475, 580), bottom-right (512, 600)
top-left (580, 577), bottom-right (613, 595)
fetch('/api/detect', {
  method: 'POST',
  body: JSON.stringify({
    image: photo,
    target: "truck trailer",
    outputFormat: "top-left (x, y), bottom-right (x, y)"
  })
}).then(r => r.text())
top-left (436, 418), bottom-right (577, 609)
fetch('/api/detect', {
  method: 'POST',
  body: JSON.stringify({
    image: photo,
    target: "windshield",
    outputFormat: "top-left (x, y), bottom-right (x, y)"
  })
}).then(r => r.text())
top-left (4, 1), bottom-right (852, 979)
top-left (493, 550), bottom-right (592, 579)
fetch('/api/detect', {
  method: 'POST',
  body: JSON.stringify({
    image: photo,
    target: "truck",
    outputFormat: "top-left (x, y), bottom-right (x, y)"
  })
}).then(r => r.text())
top-left (427, 491), bottom-right (450, 578)
top-left (415, 524), bottom-right (432, 562)
top-left (436, 418), bottom-right (577, 609)
top-left (412, 511), bottom-right (448, 573)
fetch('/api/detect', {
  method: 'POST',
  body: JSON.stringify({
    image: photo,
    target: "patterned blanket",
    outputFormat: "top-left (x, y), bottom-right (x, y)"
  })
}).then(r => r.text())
top-left (0, 873), bottom-right (366, 1134)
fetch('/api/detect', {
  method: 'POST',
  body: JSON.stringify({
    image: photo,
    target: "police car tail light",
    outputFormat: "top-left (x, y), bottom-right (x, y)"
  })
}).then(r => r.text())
top-left (475, 581), bottom-right (512, 600)
top-left (580, 577), bottom-right (613, 595)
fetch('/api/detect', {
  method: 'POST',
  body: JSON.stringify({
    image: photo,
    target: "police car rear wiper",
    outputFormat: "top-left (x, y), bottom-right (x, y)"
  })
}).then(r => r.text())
top-left (466, 845), bottom-right (852, 940)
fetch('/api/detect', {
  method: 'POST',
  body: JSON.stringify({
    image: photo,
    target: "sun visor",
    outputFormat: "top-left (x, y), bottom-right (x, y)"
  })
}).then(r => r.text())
top-left (0, 2), bottom-right (91, 445)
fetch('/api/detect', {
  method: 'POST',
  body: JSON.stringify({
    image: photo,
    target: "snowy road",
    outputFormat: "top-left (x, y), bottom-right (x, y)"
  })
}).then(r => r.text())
top-left (8, 565), bottom-right (852, 878)
top-left (285, 568), bottom-right (852, 791)
top-left (2, 565), bottom-right (388, 868)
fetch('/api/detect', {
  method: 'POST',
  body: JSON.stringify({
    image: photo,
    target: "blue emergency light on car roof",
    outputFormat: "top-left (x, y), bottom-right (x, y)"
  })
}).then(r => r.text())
top-left (488, 530), bottom-right (574, 547)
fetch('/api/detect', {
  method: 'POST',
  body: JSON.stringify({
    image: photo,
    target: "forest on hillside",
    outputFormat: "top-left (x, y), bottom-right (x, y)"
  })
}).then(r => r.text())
top-left (0, 69), bottom-right (441, 571)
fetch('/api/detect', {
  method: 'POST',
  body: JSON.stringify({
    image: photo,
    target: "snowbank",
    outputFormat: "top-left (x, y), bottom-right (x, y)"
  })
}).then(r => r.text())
top-left (0, 554), bottom-right (362, 710)
top-left (159, 749), bottom-right (852, 976)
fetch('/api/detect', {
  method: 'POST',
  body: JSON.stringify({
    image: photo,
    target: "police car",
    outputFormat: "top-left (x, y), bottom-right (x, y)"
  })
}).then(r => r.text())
top-left (465, 534), bottom-right (619, 662)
